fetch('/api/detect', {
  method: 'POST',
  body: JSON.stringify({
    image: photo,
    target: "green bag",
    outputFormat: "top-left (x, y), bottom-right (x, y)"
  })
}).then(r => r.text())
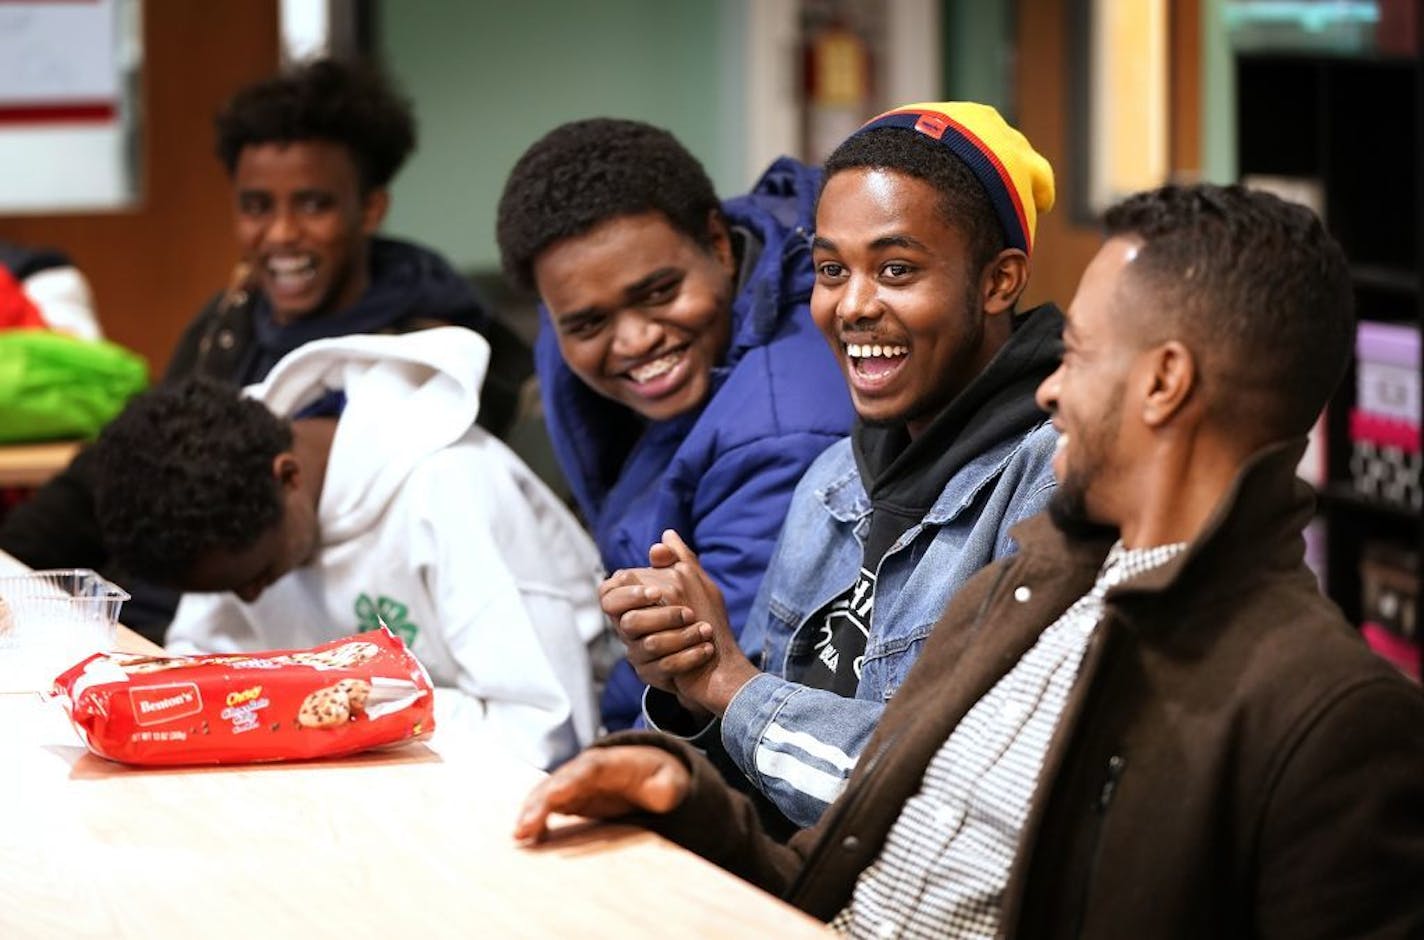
top-left (0, 329), bottom-right (148, 443)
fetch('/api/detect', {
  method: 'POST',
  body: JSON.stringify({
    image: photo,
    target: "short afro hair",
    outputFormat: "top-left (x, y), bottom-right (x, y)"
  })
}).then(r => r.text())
top-left (496, 118), bottom-right (722, 293)
top-left (92, 377), bottom-right (291, 585)
top-left (1104, 183), bottom-right (1354, 440)
top-left (822, 126), bottom-right (1005, 274)
top-left (214, 57), bottom-right (416, 192)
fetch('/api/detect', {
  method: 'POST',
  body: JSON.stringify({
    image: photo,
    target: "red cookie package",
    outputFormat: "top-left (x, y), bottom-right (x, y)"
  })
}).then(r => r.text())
top-left (50, 627), bottom-right (435, 766)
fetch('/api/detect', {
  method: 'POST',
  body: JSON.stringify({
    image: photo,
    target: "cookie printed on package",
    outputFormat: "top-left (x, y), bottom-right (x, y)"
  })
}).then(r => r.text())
top-left (50, 627), bottom-right (435, 766)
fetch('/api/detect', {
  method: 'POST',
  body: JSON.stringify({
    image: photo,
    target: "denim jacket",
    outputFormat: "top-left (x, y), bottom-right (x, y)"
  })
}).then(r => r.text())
top-left (715, 419), bottom-right (1058, 826)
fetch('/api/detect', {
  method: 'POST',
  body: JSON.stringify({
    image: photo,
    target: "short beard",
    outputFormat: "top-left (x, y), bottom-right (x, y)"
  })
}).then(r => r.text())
top-left (1048, 478), bottom-right (1116, 540)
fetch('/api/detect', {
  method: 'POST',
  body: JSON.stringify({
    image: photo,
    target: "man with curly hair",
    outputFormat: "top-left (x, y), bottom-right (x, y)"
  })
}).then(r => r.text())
top-left (91, 328), bottom-right (604, 770)
top-left (1, 58), bottom-right (514, 640)
top-left (496, 119), bottom-right (855, 733)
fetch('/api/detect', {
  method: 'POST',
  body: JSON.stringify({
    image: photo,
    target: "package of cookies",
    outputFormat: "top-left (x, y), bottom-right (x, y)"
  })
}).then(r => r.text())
top-left (50, 627), bottom-right (435, 766)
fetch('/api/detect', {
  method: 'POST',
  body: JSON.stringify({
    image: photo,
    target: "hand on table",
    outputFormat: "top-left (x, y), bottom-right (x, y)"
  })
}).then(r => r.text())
top-left (599, 530), bottom-right (760, 718)
top-left (514, 745), bottom-right (690, 843)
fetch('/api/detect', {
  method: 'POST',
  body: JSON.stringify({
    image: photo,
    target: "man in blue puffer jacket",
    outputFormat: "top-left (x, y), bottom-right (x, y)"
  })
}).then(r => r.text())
top-left (496, 120), bottom-right (854, 731)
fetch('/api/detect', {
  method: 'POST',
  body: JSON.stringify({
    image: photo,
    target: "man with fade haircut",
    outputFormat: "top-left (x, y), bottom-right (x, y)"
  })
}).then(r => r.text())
top-left (91, 327), bottom-right (605, 770)
top-left (1, 58), bottom-right (517, 639)
top-left (518, 183), bottom-right (1424, 938)
top-left (602, 102), bottom-right (1062, 829)
top-left (496, 119), bottom-right (854, 732)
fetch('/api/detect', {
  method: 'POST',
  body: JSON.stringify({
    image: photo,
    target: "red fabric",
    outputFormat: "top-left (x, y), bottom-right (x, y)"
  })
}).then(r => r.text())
top-left (0, 267), bottom-right (47, 331)
top-left (1363, 622), bottom-right (1422, 681)
top-left (1350, 409), bottom-right (1421, 453)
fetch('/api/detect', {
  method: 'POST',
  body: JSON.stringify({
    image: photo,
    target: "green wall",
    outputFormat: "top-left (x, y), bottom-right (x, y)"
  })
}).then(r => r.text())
top-left (943, 0), bottom-right (1014, 117)
top-left (378, 0), bottom-right (739, 274)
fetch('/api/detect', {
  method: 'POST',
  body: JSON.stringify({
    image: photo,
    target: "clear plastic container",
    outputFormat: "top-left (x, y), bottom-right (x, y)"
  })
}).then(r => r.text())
top-left (0, 569), bottom-right (129, 693)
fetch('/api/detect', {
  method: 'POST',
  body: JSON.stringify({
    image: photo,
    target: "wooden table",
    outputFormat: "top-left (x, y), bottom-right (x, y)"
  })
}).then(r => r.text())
top-left (0, 440), bottom-right (82, 488)
top-left (0, 554), bottom-right (830, 937)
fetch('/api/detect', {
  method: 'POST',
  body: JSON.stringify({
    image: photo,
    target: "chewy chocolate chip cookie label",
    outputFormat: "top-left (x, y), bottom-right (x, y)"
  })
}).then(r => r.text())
top-left (220, 685), bottom-right (269, 734)
top-left (50, 627), bottom-right (434, 766)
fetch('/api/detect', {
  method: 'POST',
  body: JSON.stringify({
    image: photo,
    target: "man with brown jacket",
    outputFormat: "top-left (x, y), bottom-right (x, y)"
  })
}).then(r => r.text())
top-left (515, 183), bottom-right (1424, 938)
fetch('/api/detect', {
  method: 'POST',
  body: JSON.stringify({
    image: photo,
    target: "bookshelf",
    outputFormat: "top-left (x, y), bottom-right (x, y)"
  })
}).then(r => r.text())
top-left (1236, 51), bottom-right (1422, 673)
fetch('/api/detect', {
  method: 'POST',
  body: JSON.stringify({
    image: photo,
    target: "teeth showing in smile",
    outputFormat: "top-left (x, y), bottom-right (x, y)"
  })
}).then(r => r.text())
top-left (845, 343), bottom-right (909, 359)
top-left (627, 349), bottom-right (684, 384)
top-left (266, 256), bottom-right (317, 291)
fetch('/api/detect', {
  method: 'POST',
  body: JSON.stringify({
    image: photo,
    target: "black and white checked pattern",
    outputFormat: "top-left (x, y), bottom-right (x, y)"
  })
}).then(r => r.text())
top-left (1350, 439), bottom-right (1423, 511)
top-left (831, 540), bottom-right (1186, 939)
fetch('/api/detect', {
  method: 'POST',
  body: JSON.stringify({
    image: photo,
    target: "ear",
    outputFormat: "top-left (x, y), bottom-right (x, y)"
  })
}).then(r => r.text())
top-left (1140, 340), bottom-right (1198, 428)
top-left (981, 248), bottom-right (1030, 315)
top-left (360, 188), bottom-right (391, 235)
top-left (272, 452), bottom-right (302, 492)
top-left (704, 209), bottom-right (736, 277)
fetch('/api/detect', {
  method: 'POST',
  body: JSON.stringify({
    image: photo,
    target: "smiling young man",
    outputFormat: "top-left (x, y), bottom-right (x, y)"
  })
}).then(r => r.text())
top-left (0, 59), bottom-right (504, 640)
top-left (496, 119), bottom-right (855, 731)
top-left (599, 102), bottom-right (1062, 828)
top-left (519, 183), bottom-right (1424, 938)
top-left (172, 57), bottom-right (489, 389)
top-left (91, 328), bottom-right (606, 771)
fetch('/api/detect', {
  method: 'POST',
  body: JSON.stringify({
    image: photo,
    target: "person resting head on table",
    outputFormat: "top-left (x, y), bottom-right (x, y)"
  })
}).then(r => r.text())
top-left (0, 56), bottom-right (525, 641)
top-left (495, 118), bottom-right (855, 733)
top-left (518, 182), bottom-right (1424, 938)
top-left (600, 102), bottom-right (1063, 830)
top-left (90, 327), bottom-right (605, 770)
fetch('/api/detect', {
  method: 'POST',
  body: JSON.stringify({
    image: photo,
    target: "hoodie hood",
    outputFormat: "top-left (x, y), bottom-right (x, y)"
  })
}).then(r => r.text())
top-left (245, 325), bottom-right (490, 543)
top-left (245, 236), bottom-right (489, 383)
top-left (535, 156), bottom-right (823, 520)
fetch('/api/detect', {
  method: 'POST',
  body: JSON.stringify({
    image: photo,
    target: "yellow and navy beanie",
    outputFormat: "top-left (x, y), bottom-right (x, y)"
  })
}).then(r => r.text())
top-left (853, 101), bottom-right (1055, 257)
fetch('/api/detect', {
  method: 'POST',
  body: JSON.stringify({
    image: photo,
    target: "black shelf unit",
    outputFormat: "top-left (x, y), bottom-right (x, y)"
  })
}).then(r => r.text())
top-left (1236, 51), bottom-right (1423, 638)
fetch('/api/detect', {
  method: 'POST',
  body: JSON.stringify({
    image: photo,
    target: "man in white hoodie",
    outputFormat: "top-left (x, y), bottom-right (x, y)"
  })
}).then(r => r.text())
top-left (89, 327), bottom-right (604, 770)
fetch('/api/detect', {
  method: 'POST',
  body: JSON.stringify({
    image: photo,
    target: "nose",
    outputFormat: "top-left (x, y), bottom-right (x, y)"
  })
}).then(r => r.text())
top-left (264, 206), bottom-right (299, 247)
top-left (836, 273), bottom-right (882, 328)
top-left (610, 309), bottom-right (663, 362)
top-left (235, 580), bottom-right (266, 604)
top-left (1035, 362), bottom-right (1062, 413)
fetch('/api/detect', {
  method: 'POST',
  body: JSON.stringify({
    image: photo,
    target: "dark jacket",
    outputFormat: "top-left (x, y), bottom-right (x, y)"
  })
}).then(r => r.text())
top-left (613, 440), bottom-right (1424, 938)
top-left (0, 237), bottom-right (510, 639)
top-left (535, 157), bottom-right (854, 730)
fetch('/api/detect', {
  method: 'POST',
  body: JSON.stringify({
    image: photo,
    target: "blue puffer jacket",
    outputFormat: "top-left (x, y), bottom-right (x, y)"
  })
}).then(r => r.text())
top-left (535, 157), bottom-right (855, 731)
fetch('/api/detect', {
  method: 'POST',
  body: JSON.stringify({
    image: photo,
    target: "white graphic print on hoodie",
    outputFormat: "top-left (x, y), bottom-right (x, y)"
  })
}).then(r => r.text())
top-left (164, 327), bottom-right (605, 769)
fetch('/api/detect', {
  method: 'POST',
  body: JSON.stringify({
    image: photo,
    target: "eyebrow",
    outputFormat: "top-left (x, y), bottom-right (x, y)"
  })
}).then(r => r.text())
top-left (555, 266), bottom-right (681, 326)
top-left (811, 234), bottom-right (931, 253)
top-left (870, 234), bottom-right (930, 252)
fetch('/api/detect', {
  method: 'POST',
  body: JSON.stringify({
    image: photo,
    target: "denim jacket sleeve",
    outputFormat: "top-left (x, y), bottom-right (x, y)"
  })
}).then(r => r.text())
top-left (719, 672), bottom-right (885, 827)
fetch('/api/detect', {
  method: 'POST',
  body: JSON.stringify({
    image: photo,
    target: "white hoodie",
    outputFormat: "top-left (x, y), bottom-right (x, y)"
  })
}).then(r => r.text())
top-left (165, 327), bottom-right (606, 769)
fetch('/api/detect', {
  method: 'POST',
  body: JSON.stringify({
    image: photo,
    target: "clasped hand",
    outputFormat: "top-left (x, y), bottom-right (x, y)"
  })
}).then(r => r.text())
top-left (599, 529), bottom-right (759, 719)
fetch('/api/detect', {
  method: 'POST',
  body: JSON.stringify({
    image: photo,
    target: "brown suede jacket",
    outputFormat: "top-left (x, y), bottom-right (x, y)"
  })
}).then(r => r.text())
top-left (608, 441), bottom-right (1424, 938)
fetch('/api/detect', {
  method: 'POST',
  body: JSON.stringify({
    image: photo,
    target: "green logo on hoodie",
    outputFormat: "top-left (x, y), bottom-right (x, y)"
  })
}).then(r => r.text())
top-left (355, 593), bottom-right (420, 647)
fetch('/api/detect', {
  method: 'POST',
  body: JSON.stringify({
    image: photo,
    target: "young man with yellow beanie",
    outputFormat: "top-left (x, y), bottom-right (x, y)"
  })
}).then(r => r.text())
top-left (599, 102), bottom-right (1062, 829)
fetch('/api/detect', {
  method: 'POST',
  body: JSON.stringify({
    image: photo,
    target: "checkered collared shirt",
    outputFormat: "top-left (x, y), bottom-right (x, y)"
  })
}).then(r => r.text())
top-left (831, 540), bottom-right (1187, 939)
